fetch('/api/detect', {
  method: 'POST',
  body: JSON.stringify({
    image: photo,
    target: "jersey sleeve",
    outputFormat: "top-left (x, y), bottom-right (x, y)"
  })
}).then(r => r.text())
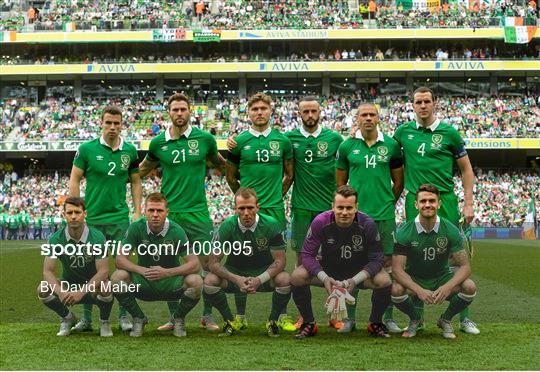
top-left (227, 136), bottom-right (242, 165)
top-left (121, 222), bottom-right (139, 253)
top-left (173, 226), bottom-right (189, 258)
top-left (145, 137), bottom-right (159, 162)
top-left (300, 217), bottom-right (325, 276)
top-left (448, 223), bottom-right (465, 254)
top-left (393, 226), bottom-right (410, 256)
top-left (389, 141), bottom-right (404, 169)
top-left (92, 229), bottom-right (109, 261)
top-left (336, 140), bottom-right (349, 170)
top-left (282, 136), bottom-right (293, 161)
top-left (207, 134), bottom-right (218, 157)
top-left (72, 143), bottom-right (88, 171)
top-left (268, 220), bottom-right (285, 251)
top-left (393, 124), bottom-right (404, 146)
top-left (448, 127), bottom-right (467, 159)
top-left (129, 147), bottom-right (140, 174)
top-left (361, 217), bottom-right (384, 277)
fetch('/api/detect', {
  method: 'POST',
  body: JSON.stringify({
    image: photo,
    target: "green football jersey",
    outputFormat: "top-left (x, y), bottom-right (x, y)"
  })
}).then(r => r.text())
top-left (122, 218), bottom-right (189, 269)
top-left (393, 120), bottom-right (467, 194)
top-left (6, 215), bottom-right (20, 229)
top-left (146, 126), bottom-right (218, 213)
top-left (0, 212), bottom-right (7, 227)
top-left (215, 213), bottom-right (285, 272)
top-left (336, 131), bottom-right (403, 220)
top-left (73, 137), bottom-right (139, 224)
top-left (47, 225), bottom-right (107, 283)
top-left (228, 128), bottom-right (293, 209)
top-left (394, 216), bottom-right (464, 279)
top-left (285, 127), bottom-right (343, 212)
top-left (20, 212), bottom-right (30, 226)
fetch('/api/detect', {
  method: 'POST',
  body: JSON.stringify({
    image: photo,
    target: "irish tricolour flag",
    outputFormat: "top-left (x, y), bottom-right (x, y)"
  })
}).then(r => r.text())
top-left (503, 17), bottom-right (536, 44)
top-left (0, 31), bottom-right (16, 42)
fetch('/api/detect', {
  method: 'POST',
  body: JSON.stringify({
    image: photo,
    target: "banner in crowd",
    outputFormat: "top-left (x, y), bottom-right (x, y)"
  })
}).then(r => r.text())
top-left (504, 26), bottom-right (537, 43)
top-left (152, 28), bottom-right (186, 42)
top-left (0, 141), bottom-right (148, 151)
top-left (193, 30), bottom-right (221, 42)
top-left (62, 22), bottom-right (76, 32)
top-left (522, 200), bottom-right (538, 240)
top-left (396, 0), bottom-right (440, 10)
top-left (0, 31), bottom-right (16, 42)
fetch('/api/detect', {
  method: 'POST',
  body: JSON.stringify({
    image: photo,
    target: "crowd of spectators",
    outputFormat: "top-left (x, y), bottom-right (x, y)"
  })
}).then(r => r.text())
top-left (0, 168), bottom-right (537, 240)
top-left (1, 44), bottom-right (538, 66)
top-left (1, 0), bottom-right (537, 32)
top-left (2, 93), bottom-right (538, 141)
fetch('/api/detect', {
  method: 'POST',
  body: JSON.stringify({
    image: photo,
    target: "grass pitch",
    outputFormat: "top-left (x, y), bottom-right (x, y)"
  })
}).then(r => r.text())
top-left (1, 239), bottom-right (539, 370)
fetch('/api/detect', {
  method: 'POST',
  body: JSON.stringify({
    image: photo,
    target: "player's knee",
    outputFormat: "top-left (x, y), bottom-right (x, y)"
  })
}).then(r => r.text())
top-left (391, 282), bottom-right (406, 297)
top-left (111, 269), bottom-right (130, 283)
top-left (185, 274), bottom-right (203, 290)
top-left (461, 279), bottom-right (476, 295)
top-left (97, 280), bottom-right (111, 296)
top-left (203, 272), bottom-right (221, 287)
top-left (373, 270), bottom-right (392, 288)
top-left (37, 282), bottom-right (52, 298)
top-left (273, 271), bottom-right (290, 287)
top-left (290, 266), bottom-right (309, 286)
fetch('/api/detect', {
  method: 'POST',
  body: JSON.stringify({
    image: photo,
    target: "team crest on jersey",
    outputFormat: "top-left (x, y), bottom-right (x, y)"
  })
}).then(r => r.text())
top-left (121, 155), bottom-right (130, 169)
top-left (256, 237), bottom-right (268, 249)
top-left (316, 141), bottom-right (328, 157)
top-left (436, 237), bottom-right (448, 253)
top-left (269, 141), bottom-right (281, 156)
top-left (188, 140), bottom-right (199, 155)
top-left (432, 134), bottom-right (443, 144)
top-left (352, 235), bottom-right (363, 251)
top-left (377, 146), bottom-right (388, 156)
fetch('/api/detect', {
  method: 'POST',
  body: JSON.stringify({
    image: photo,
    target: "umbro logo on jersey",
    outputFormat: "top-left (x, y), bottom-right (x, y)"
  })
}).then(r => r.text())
top-left (327, 238), bottom-right (335, 244)
top-left (96, 155), bottom-right (104, 161)
top-left (293, 143), bottom-right (300, 148)
top-left (411, 241), bottom-right (419, 247)
top-left (353, 150), bottom-right (360, 155)
top-left (243, 145), bottom-right (251, 150)
top-left (161, 146), bottom-right (168, 151)
top-left (408, 135), bottom-right (414, 140)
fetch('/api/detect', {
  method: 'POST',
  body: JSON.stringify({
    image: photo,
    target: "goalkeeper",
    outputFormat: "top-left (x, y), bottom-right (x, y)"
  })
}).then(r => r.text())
top-left (290, 185), bottom-right (392, 339)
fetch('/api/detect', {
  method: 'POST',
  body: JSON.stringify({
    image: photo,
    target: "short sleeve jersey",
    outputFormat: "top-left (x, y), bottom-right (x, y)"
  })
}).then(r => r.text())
top-left (47, 225), bottom-right (107, 283)
top-left (123, 218), bottom-right (189, 269)
top-left (215, 213), bottom-right (285, 272)
top-left (146, 127), bottom-right (218, 213)
top-left (228, 129), bottom-right (293, 209)
top-left (394, 216), bottom-right (464, 279)
top-left (285, 128), bottom-right (343, 212)
top-left (73, 138), bottom-right (139, 224)
top-left (393, 121), bottom-right (467, 194)
top-left (336, 132), bottom-right (403, 220)
top-left (7, 215), bottom-right (20, 229)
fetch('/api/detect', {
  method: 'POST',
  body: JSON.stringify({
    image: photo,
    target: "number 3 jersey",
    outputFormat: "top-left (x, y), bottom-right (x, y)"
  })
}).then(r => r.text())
top-left (300, 211), bottom-right (384, 281)
top-left (227, 128), bottom-right (293, 209)
top-left (394, 215), bottom-right (464, 279)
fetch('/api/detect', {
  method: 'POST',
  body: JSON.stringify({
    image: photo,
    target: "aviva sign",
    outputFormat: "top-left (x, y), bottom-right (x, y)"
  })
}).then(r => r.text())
top-left (87, 64), bottom-right (136, 73)
top-left (259, 62), bottom-right (310, 72)
top-left (435, 61), bottom-right (486, 70)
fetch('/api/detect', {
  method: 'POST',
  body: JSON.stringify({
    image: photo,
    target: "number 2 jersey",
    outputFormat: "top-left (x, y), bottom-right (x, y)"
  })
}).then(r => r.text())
top-left (300, 210), bottom-right (384, 281)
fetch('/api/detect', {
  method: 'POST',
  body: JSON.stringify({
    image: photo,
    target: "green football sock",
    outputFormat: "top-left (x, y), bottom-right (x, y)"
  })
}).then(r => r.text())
top-left (118, 305), bottom-right (128, 318)
top-left (41, 294), bottom-right (69, 318)
top-left (346, 287), bottom-right (360, 320)
top-left (459, 307), bottom-right (470, 322)
top-left (393, 295), bottom-right (420, 321)
top-left (412, 295), bottom-right (424, 320)
top-left (82, 304), bottom-right (93, 322)
top-left (115, 292), bottom-right (145, 319)
top-left (234, 292), bottom-right (247, 316)
top-left (96, 295), bottom-right (113, 321)
top-left (205, 288), bottom-right (233, 322)
top-left (173, 294), bottom-right (200, 319)
top-left (442, 294), bottom-right (473, 321)
top-left (383, 304), bottom-right (394, 320)
top-left (269, 288), bottom-right (291, 321)
top-left (167, 301), bottom-right (179, 316)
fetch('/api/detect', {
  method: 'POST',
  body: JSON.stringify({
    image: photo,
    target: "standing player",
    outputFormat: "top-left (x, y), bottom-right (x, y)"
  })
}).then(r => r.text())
top-left (291, 186), bottom-right (392, 339)
top-left (139, 93), bottom-right (224, 332)
top-left (336, 103), bottom-right (404, 333)
top-left (393, 86), bottom-right (478, 334)
top-left (112, 193), bottom-right (202, 337)
top-left (225, 92), bottom-right (295, 331)
top-left (203, 188), bottom-right (292, 337)
top-left (69, 105), bottom-right (142, 333)
top-left (37, 197), bottom-right (114, 337)
top-left (392, 184), bottom-right (477, 339)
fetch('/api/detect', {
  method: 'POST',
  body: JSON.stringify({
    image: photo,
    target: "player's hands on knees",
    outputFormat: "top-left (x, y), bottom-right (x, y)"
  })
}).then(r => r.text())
top-left (145, 266), bottom-right (170, 281)
top-left (416, 288), bottom-right (435, 305)
top-left (244, 277), bottom-right (260, 293)
top-left (227, 136), bottom-right (238, 151)
top-left (235, 276), bottom-right (251, 293)
top-left (432, 284), bottom-right (452, 304)
top-left (323, 277), bottom-right (338, 295)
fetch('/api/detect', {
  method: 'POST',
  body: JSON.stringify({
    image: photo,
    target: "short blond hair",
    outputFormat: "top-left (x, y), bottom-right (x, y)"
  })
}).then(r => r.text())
top-left (248, 92), bottom-right (272, 108)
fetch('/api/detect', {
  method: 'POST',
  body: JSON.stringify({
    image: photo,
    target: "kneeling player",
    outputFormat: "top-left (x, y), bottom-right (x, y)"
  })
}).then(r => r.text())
top-left (111, 193), bottom-right (202, 337)
top-left (204, 188), bottom-right (292, 337)
top-left (291, 186), bottom-right (392, 339)
top-left (392, 184), bottom-right (477, 339)
top-left (37, 197), bottom-right (114, 337)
